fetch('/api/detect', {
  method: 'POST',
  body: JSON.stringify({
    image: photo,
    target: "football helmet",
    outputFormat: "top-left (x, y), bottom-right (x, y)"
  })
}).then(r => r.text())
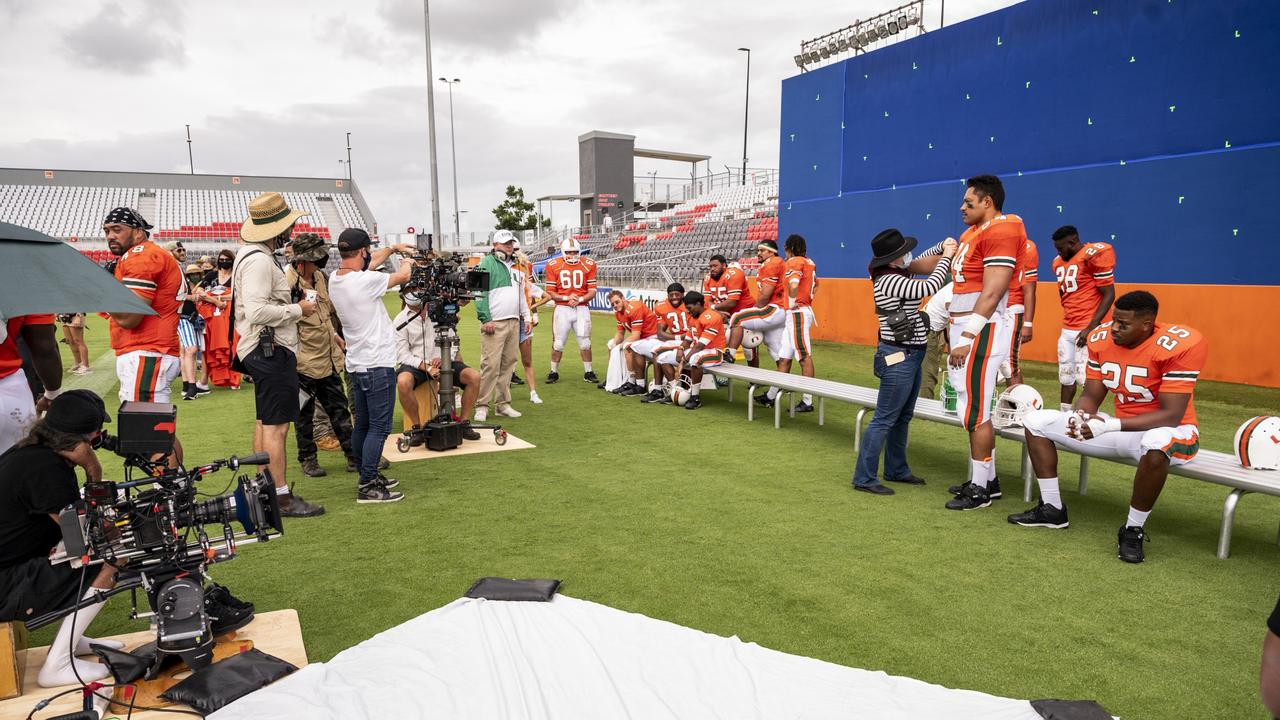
top-left (1234, 416), bottom-right (1280, 470)
top-left (992, 384), bottom-right (1044, 429)
top-left (741, 328), bottom-right (764, 349)
top-left (560, 238), bottom-right (581, 254)
top-left (669, 374), bottom-right (694, 407)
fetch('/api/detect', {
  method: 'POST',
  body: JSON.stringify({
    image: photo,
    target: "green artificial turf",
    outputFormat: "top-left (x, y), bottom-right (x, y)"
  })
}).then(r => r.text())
top-left (39, 304), bottom-right (1280, 719)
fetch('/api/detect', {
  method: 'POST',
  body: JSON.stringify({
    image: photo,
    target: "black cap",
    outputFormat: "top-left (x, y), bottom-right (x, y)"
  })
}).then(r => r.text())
top-left (45, 389), bottom-right (111, 435)
top-left (337, 228), bottom-right (372, 252)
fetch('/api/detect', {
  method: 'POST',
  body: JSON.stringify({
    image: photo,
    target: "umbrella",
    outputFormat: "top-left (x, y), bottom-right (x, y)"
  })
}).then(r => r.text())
top-left (0, 221), bottom-right (155, 318)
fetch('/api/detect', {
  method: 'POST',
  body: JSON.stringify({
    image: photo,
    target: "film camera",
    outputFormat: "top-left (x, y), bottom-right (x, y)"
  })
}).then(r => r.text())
top-left (33, 402), bottom-right (284, 675)
top-left (400, 250), bottom-right (491, 328)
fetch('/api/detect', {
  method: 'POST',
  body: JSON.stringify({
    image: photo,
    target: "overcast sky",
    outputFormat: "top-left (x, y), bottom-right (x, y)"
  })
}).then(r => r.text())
top-left (0, 0), bottom-right (1017, 236)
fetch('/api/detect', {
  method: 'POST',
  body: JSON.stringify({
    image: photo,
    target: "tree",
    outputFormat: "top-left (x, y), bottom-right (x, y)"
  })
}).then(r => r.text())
top-left (491, 185), bottom-right (550, 230)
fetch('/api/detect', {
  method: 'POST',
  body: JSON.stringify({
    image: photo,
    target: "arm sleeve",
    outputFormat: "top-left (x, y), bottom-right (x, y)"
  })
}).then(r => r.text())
top-left (1159, 336), bottom-right (1208, 393)
top-left (238, 255), bottom-right (303, 327)
top-left (917, 241), bottom-right (945, 258)
top-left (876, 257), bottom-right (953, 302)
top-left (1087, 246), bottom-right (1116, 286)
top-left (980, 224), bottom-right (1020, 269)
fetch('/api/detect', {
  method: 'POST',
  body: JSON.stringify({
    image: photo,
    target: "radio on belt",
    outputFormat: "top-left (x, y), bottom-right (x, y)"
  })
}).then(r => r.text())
top-left (116, 401), bottom-right (177, 455)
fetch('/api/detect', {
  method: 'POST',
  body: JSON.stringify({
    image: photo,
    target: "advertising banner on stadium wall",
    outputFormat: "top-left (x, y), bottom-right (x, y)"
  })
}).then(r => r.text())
top-left (586, 287), bottom-right (666, 312)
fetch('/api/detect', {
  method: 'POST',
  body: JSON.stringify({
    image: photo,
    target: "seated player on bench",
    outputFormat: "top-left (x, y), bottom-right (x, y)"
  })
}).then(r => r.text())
top-left (1007, 291), bottom-right (1207, 564)
top-left (394, 291), bottom-right (482, 443)
top-left (606, 290), bottom-right (661, 397)
top-left (673, 291), bottom-right (724, 411)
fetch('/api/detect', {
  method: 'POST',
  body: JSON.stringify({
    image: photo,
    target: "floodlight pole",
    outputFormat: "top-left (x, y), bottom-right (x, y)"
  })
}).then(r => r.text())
top-left (738, 48), bottom-right (750, 186)
top-left (439, 78), bottom-right (462, 241)
top-left (185, 125), bottom-right (194, 174)
top-left (346, 132), bottom-right (353, 180)
top-left (423, 0), bottom-right (443, 247)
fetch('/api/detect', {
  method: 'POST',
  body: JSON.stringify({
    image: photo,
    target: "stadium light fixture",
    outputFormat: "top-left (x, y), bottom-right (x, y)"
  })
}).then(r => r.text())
top-left (793, 1), bottom-right (923, 70)
top-left (794, 54), bottom-right (805, 68)
top-left (888, 18), bottom-right (900, 34)
top-left (836, 36), bottom-right (848, 52)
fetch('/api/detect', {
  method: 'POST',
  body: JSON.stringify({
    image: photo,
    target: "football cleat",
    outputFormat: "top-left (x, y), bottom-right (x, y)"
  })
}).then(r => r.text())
top-left (684, 395), bottom-right (702, 410)
top-left (641, 389), bottom-right (665, 403)
top-left (944, 483), bottom-right (992, 511)
top-left (584, 371), bottom-right (599, 383)
top-left (1117, 525), bottom-right (1148, 563)
top-left (545, 371), bottom-right (560, 384)
top-left (947, 476), bottom-right (1002, 499)
top-left (753, 392), bottom-right (774, 408)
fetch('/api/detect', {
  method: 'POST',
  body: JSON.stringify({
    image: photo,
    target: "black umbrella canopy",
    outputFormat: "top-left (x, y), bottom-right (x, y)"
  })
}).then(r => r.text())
top-left (0, 221), bottom-right (156, 318)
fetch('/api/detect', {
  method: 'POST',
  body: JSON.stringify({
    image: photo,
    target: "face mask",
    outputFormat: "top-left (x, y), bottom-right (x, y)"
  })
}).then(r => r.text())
top-left (893, 251), bottom-right (913, 269)
top-left (404, 292), bottom-right (423, 306)
top-left (217, 259), bottom-right (233, 269)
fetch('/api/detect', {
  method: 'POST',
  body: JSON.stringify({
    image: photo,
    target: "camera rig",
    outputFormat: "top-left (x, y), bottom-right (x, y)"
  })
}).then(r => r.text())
top-left (395, 250), bottom-right (508, 451)
top-left (29, 402), bottom-right (284, 676)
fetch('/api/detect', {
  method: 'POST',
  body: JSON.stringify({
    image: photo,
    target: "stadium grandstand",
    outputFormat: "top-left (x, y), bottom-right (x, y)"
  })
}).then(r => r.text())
top-left (0, 167), bottom-right (376, 265)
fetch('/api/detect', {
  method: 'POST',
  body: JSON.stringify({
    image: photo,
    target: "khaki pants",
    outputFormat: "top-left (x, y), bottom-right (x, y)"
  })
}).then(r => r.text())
top-left (478, 318), bottom-right (520, 411)
top-left (918, 329), bottom-right (945, 399)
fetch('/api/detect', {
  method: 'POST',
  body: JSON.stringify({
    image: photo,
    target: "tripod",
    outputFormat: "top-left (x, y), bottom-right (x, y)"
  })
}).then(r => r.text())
top-left (395, 306), bottom-right (508, 452)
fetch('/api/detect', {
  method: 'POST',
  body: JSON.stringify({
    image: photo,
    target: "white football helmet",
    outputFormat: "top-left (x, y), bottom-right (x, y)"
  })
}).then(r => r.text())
top-left (1234, 416), bottom-right (1280, 470)
top-left (992, 384), bottom-right (1044, 429)
top-left (669, 374), bottom-right (694, 407)
top-left (741, 328), bottom-right (764, 349)
top-left (560, 237), bottom-right (581, 254)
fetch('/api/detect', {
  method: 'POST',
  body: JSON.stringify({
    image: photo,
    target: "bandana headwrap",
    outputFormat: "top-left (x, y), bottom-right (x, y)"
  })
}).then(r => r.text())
top-left (103, 207), bottom-right (153, 232)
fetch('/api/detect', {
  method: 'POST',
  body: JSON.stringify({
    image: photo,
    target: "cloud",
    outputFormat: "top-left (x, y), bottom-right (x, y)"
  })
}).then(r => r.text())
top-left (373, 0), bottom-right (581, 50)
top-left (61, 0), bottom-right (186, 74)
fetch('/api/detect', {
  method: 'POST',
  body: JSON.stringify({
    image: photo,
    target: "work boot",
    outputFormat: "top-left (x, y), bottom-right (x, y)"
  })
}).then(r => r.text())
top-left (316, 435), bottom-right (342, 452)
top-left (510, 372), bottom-right (525, 385)
top-left (279, 493), bottom-right (325, 518)
top-left (460, 422), bottom-right (481, 441)
top-left (300, 456), bottom-right (326, 477)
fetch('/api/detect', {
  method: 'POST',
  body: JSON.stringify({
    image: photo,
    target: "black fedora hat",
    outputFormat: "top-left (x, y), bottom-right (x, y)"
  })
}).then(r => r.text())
top-left (869, 228), bottom-right (918, 269)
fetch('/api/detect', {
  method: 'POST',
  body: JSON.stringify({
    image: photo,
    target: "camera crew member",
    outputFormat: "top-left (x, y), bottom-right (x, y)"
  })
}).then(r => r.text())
top-left (328, 228), bottom-right (416, 504)
top-left (233, 193), bottom-right (323, 518)
top-left (0, 390), bottom-right (120, 687)
top-left (394, 292), bottom-right (482, 443)
top-left (286, 233), bottom-right (360, 478)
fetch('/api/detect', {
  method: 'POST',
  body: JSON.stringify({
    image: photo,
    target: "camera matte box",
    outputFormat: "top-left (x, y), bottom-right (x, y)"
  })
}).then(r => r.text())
top-left (117, 401), bottom-right (177, 455)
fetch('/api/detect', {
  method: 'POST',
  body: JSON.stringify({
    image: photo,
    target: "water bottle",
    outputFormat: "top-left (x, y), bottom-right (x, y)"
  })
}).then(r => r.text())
top-left (941, 374), bottom-right (958, 415)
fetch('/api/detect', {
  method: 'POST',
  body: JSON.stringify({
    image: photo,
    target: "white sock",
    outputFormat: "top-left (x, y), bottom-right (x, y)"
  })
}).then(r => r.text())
top-left (583, 362), bottom-right (593, 372)
top-left (1038, 476), bottom-right (1063, 509)
top-left (1060, 402), bottom-right (1073, 412)
top-left (275, 485), bottom-right (289, 496)
top-left (550, 361), bottom-right (560, 372)
top-left (744, 347), bottom-right (755, 361)
top-left (802, 393), bottom-right (813, 405)
top-left (766, 387), bottom-right (779, 400)
top-left (39, 588), bottom-right (112, 688)
top-left (626, 372), bottom-right (635, 383)
top-left (691, 385), bottom-right (700, 397)
top-left (1126, 506), bottom-right (1151, 528)
top-left (650, 380), bottom-right (660, 390)
top-left (970, 457), bottom-right (994, 489)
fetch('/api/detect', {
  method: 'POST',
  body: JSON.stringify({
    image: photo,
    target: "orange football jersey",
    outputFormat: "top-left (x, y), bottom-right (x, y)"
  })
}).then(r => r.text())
top-left (111, 240), bottom-right (182, 356)
top-left (545, 256), bottom-right (598, 306)
top-left (691, 309), bottom-right (727, 351)
top-left (654, 300), bottom-right (692, 339)
top-left (703, 266), bottom-right (754, 313)
top-left (615, 299), bottom-right (658, 337)
top-left (756, 255), bottom-right (788, 306)
top-left (783, 255), bottom-right (817, 308)
top-left (951, 214), bottom-right (1024, 297)
top-left (1007, 238), bottom-right (1039, 307)
top-left (1085, 321), bottom-right (1207, 426)
top-left (1054, 242), bottom-right (1116, 330)
top-left (0, 315), bottom-right (55, 378)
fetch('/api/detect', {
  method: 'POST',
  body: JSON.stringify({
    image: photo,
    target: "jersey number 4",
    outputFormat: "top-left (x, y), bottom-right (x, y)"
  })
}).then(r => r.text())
top-left (953, 244), bottom-right (971, 283)
top-left (1098, 362), bottom-right (1154, 404)
top-left (558, 268), bottom-right (585, 290)
top-left (1056, 264), bottom-right (1078, 293)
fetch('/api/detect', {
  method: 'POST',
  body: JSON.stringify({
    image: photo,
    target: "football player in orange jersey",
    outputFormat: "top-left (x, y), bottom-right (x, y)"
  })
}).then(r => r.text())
top-left (675, 291), bottom-right (724, 411)
top-left (545, 238), bottom-right (599, 384)
top-left (606, 291), bottom-right (660, 397)
top-left (944, 175), bottom-right (1020, 511)
top-left (0, 315), bottom-right (63, 454)
top-left (1051, 225), bottom-right (1116, 408)
top-left (727, 240), bottom-right (788, 407)
top-left (775, 234), bottom-right (819, 411)
top-left (1003, 237), bottom-right (1039, 386)
top-left (704, 255), bottom-right (758, 368)
top-left (1010, 291), bottom-right (1207, 563)
top-left (649, 284), bottom-right (692, 403)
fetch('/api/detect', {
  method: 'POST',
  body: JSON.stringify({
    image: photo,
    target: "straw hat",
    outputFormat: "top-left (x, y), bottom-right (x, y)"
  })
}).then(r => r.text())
top-left (241, 192), bottom-right (309, 243)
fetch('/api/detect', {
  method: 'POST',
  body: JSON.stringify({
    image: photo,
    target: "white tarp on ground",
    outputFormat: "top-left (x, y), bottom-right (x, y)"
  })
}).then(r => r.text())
top-left (210, 595), bottom-right (1045, 720)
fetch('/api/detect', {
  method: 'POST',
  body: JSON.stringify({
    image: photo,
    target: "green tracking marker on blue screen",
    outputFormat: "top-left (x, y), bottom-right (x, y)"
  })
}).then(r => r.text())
top-left (1057, 205), bottom-right (1063, 213)
top-left (1178, 196), bottom-right (1185, 204)
top-left (1169, 106), bottom-right (1176, 112)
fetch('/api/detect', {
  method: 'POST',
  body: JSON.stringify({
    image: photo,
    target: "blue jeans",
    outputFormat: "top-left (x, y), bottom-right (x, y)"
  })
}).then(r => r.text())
top-left (350, 367), bottom-right (395, 485)
top-left (853, 343), bottom-right (925, 487)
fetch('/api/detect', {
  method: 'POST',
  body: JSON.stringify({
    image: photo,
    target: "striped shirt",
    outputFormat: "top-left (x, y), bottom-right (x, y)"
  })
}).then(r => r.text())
top-left (872, 241), bottom-right (952, 347)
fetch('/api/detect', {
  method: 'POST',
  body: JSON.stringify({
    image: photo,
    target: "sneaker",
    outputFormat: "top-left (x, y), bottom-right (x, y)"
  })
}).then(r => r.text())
top-left (474, 407), bottom-right (489, 422)
top-left (722, 350), bottom-right (736, 364)
top-left (684, 395), bottom-right (702, 410)
top-left (460, 422), bottom-right (481, 441)
top-left (407, 425), bottom-right (425, 447)
top-left (753, 392), bottom-right (775, 408)
top-left (495, 404), bottom-right (522, 418)
top-left (715, 377), bottom-right (729, 388)
top-left (194, 383), bottom-right (211, 397)
top-left (279, 493), bottom-right (325, 518)
top-left (1117, 525), bottom-right (1148, 563)
top-left (546, 371), bottom-right (560, 384)
top-left (944, 483), bottom-right (992, 511)
top-left (300, 456), bottom-right (326, 478)
top-left (357, 483), bottom-right (404, 504)
top-left (641, 389), bottom-right (666, 403)
top-left (375, 473), bottom-right (399, 490)
top-left (205, 583), bottom-right (255, 614)
top-left (182, 390), bottom-right (197, 401)
top-left (622, 384), bottom-right (648, 397)
top-left (1007, 502), bottom-right (1069, 529)
top-left (795, 401), bottom-right (815, 413)
top-left (510, 373), bottom-right (525, 386)
top-left (204, 592), bottom-right (254, 636)
top-left (611, 382), bottom-right (635, 395)
top-left (529, 391), bottom-right (543, 404)
top-left (947, 477), bottom-right (1003, 499)
top-left (658, 393), bottom-right (673, 405)
top-left (584, 371), bottom-right (599, 383)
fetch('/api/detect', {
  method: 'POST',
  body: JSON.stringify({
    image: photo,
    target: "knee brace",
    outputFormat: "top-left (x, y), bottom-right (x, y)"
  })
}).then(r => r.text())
top-left (1058, 362), bottom-right (1078, 386)
top-left (578, 336), bottom-right (593, 351)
